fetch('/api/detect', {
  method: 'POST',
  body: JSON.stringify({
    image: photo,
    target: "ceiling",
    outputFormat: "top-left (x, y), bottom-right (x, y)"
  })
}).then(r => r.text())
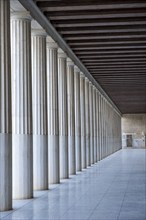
top-left (35, 0), bottom-right (146, 114)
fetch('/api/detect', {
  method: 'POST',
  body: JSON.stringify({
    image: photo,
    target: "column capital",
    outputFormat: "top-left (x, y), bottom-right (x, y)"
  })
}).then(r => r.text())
top-left (80, 72), bottom-right (85, 78)
top-left (11, 11), bottom-right (31, 20)
top-left (92, 85), bottom-right (95, 89)
top-left (58, 48), bottom-right (67, 58)
top-left (46, 36), bottom-right (58, 49)
top-left (74, 65), bottom-right (80, 74)
top-left (85, 77), bottom-right (89, 82)
top-left (31, 28), bottom-right (47, 37)
top-left (67, 57), bottom-right (74, 66)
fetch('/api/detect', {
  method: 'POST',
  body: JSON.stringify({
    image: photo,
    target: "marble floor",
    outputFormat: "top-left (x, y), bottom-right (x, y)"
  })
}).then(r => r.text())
top-left (0, 149), bottom-right (146, 220)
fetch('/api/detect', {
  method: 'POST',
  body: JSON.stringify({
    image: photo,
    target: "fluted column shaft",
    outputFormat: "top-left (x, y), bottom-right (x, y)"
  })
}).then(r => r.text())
top-left (46, 37), bottom-right (59, 184)
top-left (80, 74), bottom-right (86, 169)
top-left (58, 49), bottom-right (68, 179)
top-left (67, 58), bottom-right (76, 175)
top-left (0, 0), bottom-right (12, 211)
top-left (101, 96), bottom-right (104, 160)
top-left (85, 78), bottom-right (90, 166)
top-left (11, 11), bottom-right (33, 199)
top-left (93, 86), bottom-right (97, 163)
top-left (96, 90), bottom-right (99, 162)
top-left (31, 29), bottom-right (48, 190)
top-left (103, 98), bottom-right (106, 158)
top-left (104, 100), bottom-right (107, 157)
top-left (74, 66), bottom-right (81, 172)
top-left (98, 93), bottom-right (102, 160)
top-left (102, 98), bottom-right (105, 158)
top-left (89, 83), bottom-right (94, 164)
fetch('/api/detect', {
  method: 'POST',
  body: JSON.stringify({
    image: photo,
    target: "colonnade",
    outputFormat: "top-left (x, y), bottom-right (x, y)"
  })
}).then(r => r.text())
top-left (0, 0), bottom-right (121, 211)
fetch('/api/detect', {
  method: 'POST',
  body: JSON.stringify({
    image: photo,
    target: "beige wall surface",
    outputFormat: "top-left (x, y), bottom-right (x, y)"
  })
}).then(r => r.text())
top-left (122, 114), bottom-right (146, 148)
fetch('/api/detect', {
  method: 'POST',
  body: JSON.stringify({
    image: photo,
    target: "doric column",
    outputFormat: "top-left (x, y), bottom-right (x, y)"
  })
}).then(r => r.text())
top-left (89, 82), bottom-right (94, 164)
top-left (58, 49), bottom-right (68, 179)
top-left (104, 100), bottom-right (107, 157)
top-left (74, 66), bottom-right (81, 172)
top-left (107, 102), bottom-right (110, 156)
top-left (101, 95), bottom-right (104, 160)
top-left (96, 90), bottom-right (99, 162)
top-left (103, 98), bottom-right (106, 159)
top-left (98, 93), bottom-right (102, 161)
top-left (31, 28), bottom-right (48, 190)
top-left (46, 36), bottom-right (59, 184)
top-left (11, 11), bottom-right (33, 199)
top-left (85, 78), bottom-right (90, 166)
top-left (105, 100), bottom-right (108, 157)
top-left (80, 73), bottom-right (86, 169)
top-left (0, 0), bottom-right (12, 211)
top-left (67, 58), bottom-right (76, 175)
top-left (93, 86), bottom-right (97, 163)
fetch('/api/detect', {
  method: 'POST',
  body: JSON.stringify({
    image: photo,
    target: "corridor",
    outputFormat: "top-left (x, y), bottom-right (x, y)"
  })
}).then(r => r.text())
top-left (1, 149), bottom-right (146, 220)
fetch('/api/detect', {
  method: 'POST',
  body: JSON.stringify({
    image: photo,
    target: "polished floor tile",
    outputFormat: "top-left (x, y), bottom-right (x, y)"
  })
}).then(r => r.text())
top-left (0, 149), bottom-right (146, 220)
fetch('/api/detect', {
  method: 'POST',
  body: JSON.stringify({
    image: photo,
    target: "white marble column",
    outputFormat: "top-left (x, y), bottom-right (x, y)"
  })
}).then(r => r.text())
top-left (46, 36), bottom-right (59, 184)
top-left (80, 73), bottom-right (86, 169)
top-left (67, 58), bottom-right (76, 175)
top-left (85, 78), bottom-right (91, 166)
top-left (0, 0), bottom-right (12, 211)
top-left (98, 93), bottom-right (102, 161)
top-left (31, 29), bottom-right (48, 190)
top-left (102, 96), bottom-right (105, 159)
top-left (93, 86), bottom-right (97, 163)
top-left (96, 90), bottom-right (99, 162)
top-left (101, 95), bottom-right (104, 160)
top-left (105, 100), bottom-right (108, 157)
top-left (58, 49), bottom-right (68, 179)
top-left (74, 66), bottom-right (81, 172)
top-left (89, 83), bottom-right (94, 164)
top-left (11, 11), bottom-right (33, 199)
top-left (103, 98), bottom-right (106, 158)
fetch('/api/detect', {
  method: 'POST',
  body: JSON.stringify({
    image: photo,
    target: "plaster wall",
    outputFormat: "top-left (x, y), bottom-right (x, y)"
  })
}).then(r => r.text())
top-left (122, 114), bottom-right (146, 148)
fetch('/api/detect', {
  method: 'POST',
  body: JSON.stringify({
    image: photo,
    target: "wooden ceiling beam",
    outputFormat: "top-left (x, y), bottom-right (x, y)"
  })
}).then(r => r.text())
top-left (79, 54), bottom-right (146, 59)
top-left (37, 2), bottom-right (146, 11)
top-left (43, 8), bottom-right (146, 17)
top-left (68, 40), bottom-right (146, 46)
top-left (54, 20), bottom-right (146, 28)
top-left (82, 58), bottom-right (146, 62)
top-left (65, 34), bottom-right (146, 40)
top-left (75, 50), bottom-right (146, 55)
top-left (84, 60), bottom-right (146, 67)
top-left (87, 65), bottom-right (146, 69)
top-left (88, 67), bottom-right (146, 71)
top-left (73, 45), bottom-right (146, 51)
top-left (91, 71), bottom-right (146, 74)
top-left (36, 0), bottom-right (146, 7)
top-left (48, 11), bottom-right (146, 20)
top-left (60, 28), bottom-right (146, 35)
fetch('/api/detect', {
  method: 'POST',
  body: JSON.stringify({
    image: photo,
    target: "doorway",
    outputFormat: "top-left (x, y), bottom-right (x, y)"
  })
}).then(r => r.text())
top-left (126, 135), bottom-right (133, 147)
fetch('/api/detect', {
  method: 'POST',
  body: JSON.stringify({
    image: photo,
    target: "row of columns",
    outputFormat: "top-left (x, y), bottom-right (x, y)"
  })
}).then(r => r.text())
top-left (0, 0), bottom-right (122, 212)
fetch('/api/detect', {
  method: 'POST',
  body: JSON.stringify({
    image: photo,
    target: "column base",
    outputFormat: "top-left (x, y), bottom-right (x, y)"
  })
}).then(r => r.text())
top-left (81, 136), bottom-right (86, 169)
top-left (12, 134), bottom-right (33, 199)
top-left (59, 135), bottom-right (69, 179)
top-left (86, 136), bottom-right (91, 166)
top-left (0, 134), bottom-right (12, 211)
top-left (33, 134), bottom-right (48, 190)
top-left (48, 135), bottom-right (60, 184)
top-left (94, 137), bottom-right (97, 163)
top-left (75, 136), bottom-right (81, 172)
top-left (68, 136), bottom-right (76, 175)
